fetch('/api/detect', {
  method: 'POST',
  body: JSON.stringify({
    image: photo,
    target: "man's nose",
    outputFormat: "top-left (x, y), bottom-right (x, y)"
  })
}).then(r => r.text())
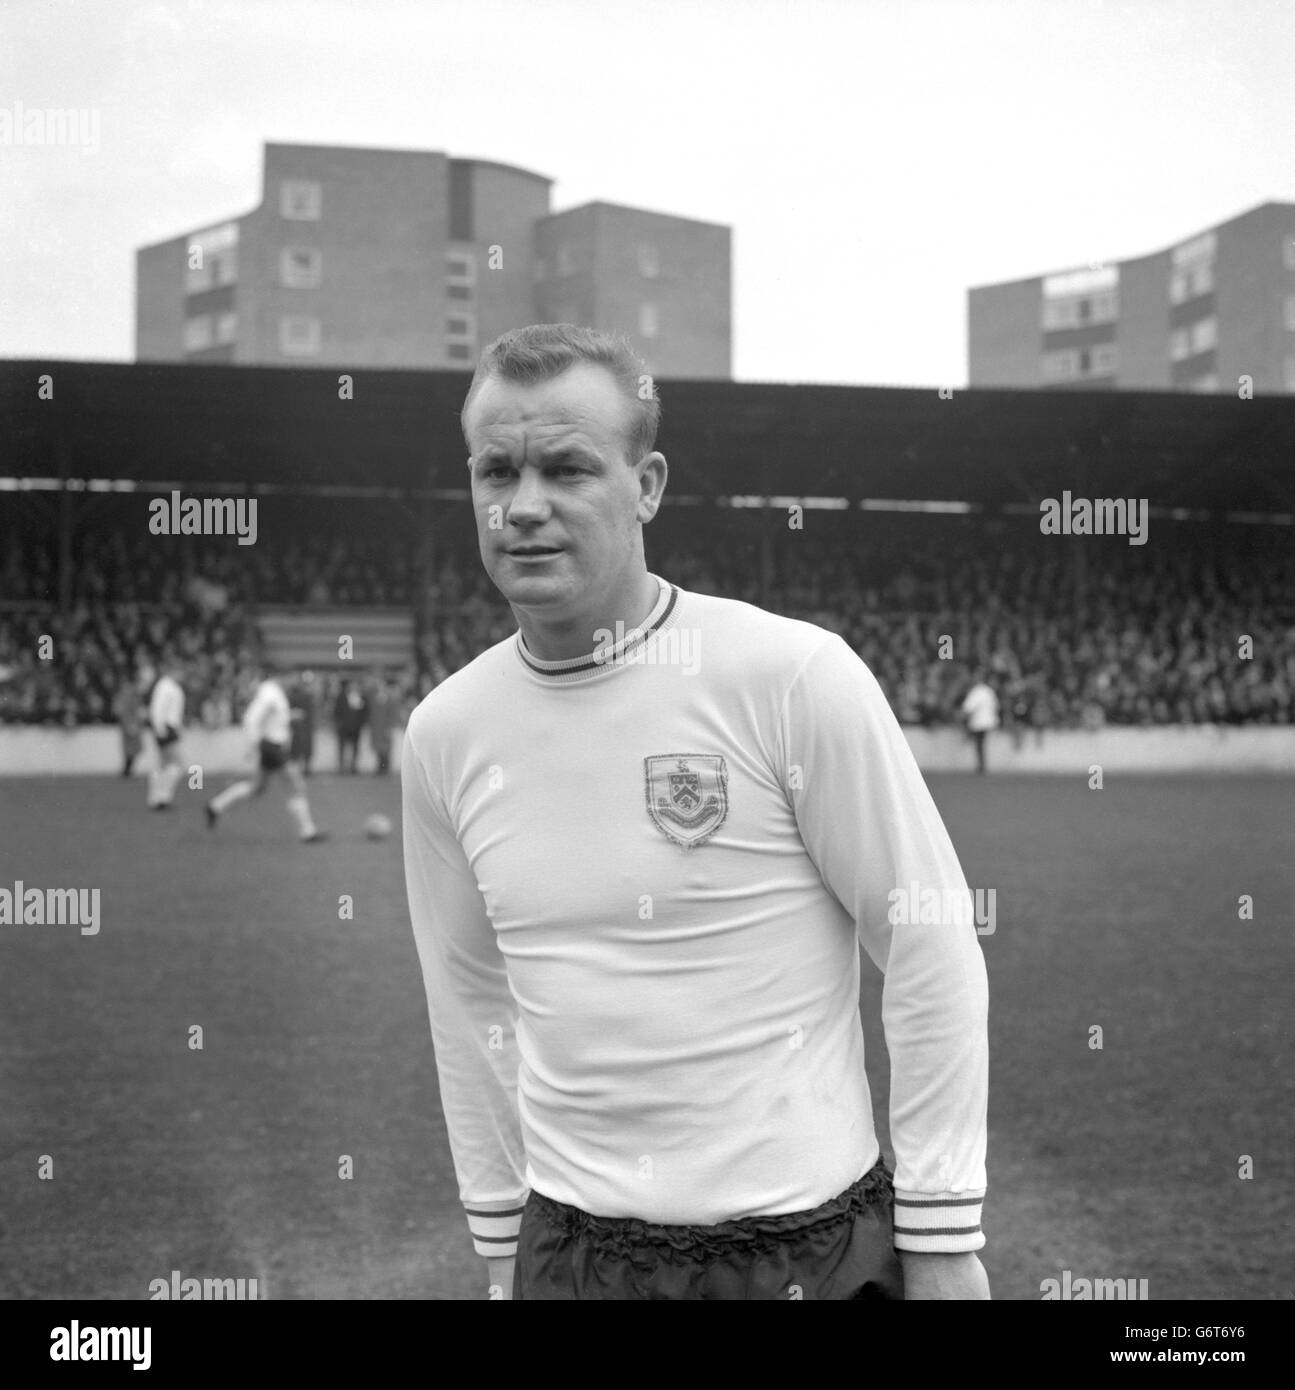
top-left (507, 467), bottom-right (551, 523)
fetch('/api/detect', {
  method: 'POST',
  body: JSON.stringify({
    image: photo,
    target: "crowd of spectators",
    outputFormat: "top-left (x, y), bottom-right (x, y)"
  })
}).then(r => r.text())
top-left (2, 512), bottom-right (1292, 733)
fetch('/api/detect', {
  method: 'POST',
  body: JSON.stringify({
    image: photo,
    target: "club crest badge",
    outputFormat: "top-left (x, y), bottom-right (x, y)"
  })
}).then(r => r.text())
top-left (644, 754), bottom-right (728, 848)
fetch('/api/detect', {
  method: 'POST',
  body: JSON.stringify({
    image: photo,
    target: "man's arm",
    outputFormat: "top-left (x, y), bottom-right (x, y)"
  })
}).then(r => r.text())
top-left (401, 718), bottom-right (528, 1296)
top-left (781, 636), bottom-right (990, 1298)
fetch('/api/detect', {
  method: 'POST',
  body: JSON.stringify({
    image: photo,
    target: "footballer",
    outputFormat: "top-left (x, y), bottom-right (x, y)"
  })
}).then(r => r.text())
top-left (401, 325), bottom-right (990, 1301)
top-left (145, 656), bottom-right (186, 811)
top-left (206, 661), bottom-right (326, 842)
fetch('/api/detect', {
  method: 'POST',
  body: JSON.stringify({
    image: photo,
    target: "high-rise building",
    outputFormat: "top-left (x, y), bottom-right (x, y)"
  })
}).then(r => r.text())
top-left (136, 142), bottom-right (732, 378)
top-left (968, 202), bottom-right (1295, 393)
top-left (534, 202), bottom-right (730, 379)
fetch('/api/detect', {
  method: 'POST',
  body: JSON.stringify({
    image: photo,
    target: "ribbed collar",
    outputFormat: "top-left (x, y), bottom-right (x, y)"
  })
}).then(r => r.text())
top-left (515, 574), bottom-right (681, 684)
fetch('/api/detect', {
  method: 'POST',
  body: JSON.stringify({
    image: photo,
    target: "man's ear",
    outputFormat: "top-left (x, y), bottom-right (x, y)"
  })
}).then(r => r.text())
top-left (636, 451), bottom-right (668, 524)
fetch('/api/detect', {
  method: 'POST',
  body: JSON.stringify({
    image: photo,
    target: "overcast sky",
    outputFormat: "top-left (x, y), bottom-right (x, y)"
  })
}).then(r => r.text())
top-left (1, 0), bottom-right (1291, 386)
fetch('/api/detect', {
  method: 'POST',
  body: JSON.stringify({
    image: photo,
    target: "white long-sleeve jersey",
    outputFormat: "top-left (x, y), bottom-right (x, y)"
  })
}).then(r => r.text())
top-left (148, 674), bottom-right (184, 737)
top-left (242, 679), bottom-right (291, 747)
top-left (402, 575), bottom-right (988, 1261)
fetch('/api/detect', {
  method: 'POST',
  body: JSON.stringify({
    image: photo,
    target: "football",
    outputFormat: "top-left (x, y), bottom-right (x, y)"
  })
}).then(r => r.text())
top-left (364, 812), bottom-right (393, 840)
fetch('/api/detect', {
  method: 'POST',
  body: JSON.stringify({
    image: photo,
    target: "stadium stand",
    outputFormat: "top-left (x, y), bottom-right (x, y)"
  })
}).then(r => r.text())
top-left (1, 361), bottom-right (1292, 735)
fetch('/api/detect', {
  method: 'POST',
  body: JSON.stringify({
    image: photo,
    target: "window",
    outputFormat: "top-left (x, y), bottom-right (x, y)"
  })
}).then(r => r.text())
top-left (183, 316), bottom-right (213, 352)
top-left (639, 302), bottom-right (658, 338)
top-left (1043, 266), bottom-right (1118, 298)
top-left (1171, 258), bottom-right (1214, 304)
top-left (280, 247), bottom-right (322, 288)
top-left (637, 244), bottom-right (659, 278)
top-left (1285, 294), bottom-right (1295, 331)
top-left (186, 258), bottom-right (214, 294)
top-left (447, 283), bottom-right (472, 300)
top-left (279, 315), bottom-right (321, 356)
top-left (446, 253), bottom-right (475, 285)
top-left (1090, 291), bottom-right (1118, 323)
top-left (214, 311), bottom-right (237, 345)
top-left (1041, 349), bottom-right (1080, 381)
top-left (1190, 317), bottom-right (1217, 353)
top-left (185, 223), bottom-right (238, 294)
top-left (280, 180), bottom-right (321, 220)
top-left (1042, 298), bottom-right (1081, 330)
top-left (1170, 327), bottom-right (1191, 361)
top-left (1090, 343), bottom-right (1119, 375)
top-left (445, 304), bottom-right (476, 360)
top-left (1285, 356), bottom-right (1295, 392)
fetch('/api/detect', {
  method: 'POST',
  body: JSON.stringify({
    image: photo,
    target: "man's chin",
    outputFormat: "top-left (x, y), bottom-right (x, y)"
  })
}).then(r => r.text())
top-left (491, 565), bottom-right (574, 608)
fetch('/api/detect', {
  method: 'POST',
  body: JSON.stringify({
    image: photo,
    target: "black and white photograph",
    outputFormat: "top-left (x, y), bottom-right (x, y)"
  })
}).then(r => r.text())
top-left (1, 0), bottom-right (1291, 1352)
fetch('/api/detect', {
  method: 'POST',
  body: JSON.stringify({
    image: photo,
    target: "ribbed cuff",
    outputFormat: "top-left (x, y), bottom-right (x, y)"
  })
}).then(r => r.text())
top-left (892, 1189), bottom-right (985, 1253)
top-left (465, 1197), bottom-right (528, 1258)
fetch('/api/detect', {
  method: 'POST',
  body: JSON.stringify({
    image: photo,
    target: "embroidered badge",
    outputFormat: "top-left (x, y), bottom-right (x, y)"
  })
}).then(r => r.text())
top-left (644, 754), bottom-right (728, 848)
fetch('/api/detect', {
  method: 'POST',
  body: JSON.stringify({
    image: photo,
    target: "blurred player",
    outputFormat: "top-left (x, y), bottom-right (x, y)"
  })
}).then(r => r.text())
top-left (402, 325), bottom-right (989, 1302)
top-left (146, 657), bottom-right (185, 809)
top-left (206, 662), bottom-right (326, 842)
top-left (960, 668), bottom-right (1000, 774)
top-left (114, 669), bottom-right (143, 778)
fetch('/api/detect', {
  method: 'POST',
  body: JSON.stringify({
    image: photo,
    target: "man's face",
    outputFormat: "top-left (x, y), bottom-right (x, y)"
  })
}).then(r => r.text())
top-left (464, 363), bottom-right (659, 620)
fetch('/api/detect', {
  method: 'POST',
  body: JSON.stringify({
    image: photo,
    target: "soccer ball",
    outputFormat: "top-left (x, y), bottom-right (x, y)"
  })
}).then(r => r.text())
top-left (364, 813), bottom-right (393, 840)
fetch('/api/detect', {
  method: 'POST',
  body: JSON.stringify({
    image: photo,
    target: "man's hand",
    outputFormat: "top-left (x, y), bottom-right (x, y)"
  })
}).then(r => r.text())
top-left (899, 1251), bottom-right (990, 1300)
top-left (486, 1254), bottom-right (515, 1300)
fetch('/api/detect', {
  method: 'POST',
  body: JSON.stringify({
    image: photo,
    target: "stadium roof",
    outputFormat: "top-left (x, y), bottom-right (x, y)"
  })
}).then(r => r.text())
top-left (3, 360), bottom-right (1292, 514)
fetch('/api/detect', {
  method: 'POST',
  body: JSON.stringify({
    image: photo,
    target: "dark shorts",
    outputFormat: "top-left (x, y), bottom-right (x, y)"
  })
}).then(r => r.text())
top-left (153, 727), bottom-right (179, 749)
top-left (514, 1157), bottom-right (904, 1301)
top-left (259, 739), bottom-right (290, 772)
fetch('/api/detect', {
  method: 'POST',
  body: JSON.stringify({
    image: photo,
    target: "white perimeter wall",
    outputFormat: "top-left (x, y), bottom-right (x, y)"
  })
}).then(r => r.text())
top-left (2, 725), bottom-right (1293, 776)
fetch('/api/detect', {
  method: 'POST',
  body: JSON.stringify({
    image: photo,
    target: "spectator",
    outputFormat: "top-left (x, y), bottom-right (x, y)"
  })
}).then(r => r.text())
top-left (289, 671), bottom-right (318, 776)
top-left (334, 678), bottom-right (368, 774)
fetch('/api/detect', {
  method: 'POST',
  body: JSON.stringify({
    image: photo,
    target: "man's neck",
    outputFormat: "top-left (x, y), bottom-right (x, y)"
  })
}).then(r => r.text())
top-left (516, 570), bottom-right (661, 662)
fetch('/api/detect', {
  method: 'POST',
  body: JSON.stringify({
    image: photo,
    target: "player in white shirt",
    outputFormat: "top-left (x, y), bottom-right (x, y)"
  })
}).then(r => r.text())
top-left (205, 663), bottom-right (326, 842)
top-left (402, 325), bottom-right (990, 1301)
top-left (959, 670), bottom-right (1001, 774)
top-left (146, 659), bottom-right (186, 810)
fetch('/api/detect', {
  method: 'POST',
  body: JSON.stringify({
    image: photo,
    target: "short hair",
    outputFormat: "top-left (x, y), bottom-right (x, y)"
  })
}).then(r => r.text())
top-left (461, 323), bottom-right (661, 463)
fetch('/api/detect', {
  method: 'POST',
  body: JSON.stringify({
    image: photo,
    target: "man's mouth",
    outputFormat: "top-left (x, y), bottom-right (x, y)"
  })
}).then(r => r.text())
top-left (507, 545), bottom-right (563, 556)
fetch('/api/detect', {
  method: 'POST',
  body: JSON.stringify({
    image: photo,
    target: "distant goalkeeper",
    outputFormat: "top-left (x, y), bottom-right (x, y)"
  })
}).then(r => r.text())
top-left (205, 661), bottom-right (326, 842)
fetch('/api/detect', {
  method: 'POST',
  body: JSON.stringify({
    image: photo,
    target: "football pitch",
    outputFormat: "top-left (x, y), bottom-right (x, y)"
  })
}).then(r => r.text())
top-left (1, 771), bottom-right (1291, 1301)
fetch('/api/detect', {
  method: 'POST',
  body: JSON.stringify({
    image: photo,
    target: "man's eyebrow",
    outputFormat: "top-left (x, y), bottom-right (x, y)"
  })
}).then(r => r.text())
top-left (537, 442), bottom-right (600, 463)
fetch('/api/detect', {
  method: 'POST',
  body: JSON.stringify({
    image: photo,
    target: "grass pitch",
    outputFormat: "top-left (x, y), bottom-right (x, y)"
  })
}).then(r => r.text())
top-left (1, 771), bottom-right (1291, 1300)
